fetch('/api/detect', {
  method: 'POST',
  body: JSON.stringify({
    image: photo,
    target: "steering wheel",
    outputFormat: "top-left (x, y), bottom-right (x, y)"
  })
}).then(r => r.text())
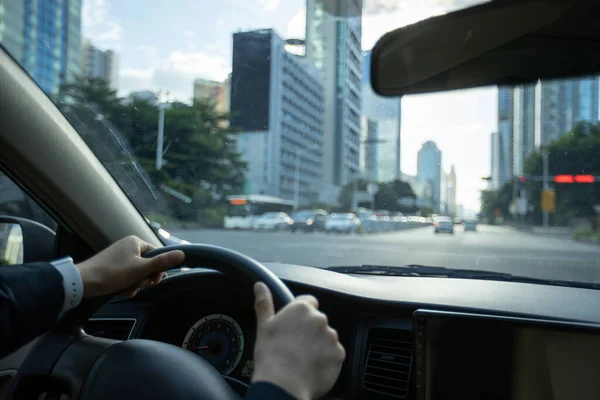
top-left (6, 244), bottom-right (295, 400)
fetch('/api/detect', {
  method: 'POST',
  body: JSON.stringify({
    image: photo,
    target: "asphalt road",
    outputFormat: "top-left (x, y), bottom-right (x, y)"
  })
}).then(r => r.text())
top-left (172, 224), bottom-right (600, 285)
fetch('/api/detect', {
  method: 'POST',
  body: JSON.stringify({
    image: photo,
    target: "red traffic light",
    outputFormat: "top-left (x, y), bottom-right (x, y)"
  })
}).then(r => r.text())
top-left (518, 176), bottom-right (527, 182)
top-left (575, 174), bottom-right (595, 183)
top-left (554, 174), bottom-right (596, 183)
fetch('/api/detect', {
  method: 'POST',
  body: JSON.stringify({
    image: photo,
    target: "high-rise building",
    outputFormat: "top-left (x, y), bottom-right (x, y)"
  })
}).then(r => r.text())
top-left (539, 77), bottom-right (599, 146)
top-left (193, 78), bottom-right (222, 104)
top-left (447, 166), bottom-right (457, 217)
top-left (497, 86), bottom-right (514, 186)
top-left (306, 0), bottom-right (362, 202)
top-left (490, 132), bottom-right (500, 190)
top-left (82, 37), bottom-right (119, 90)
top-left (417, 141), bottom-right (442, 212)
top-left (362, 50), bottom-right (401, 182)
top-left (360, 117), bottom-right (378, 182)
top-left (512, 84), bottom-right (536, 176)
top-left (0, 0), bottom-right (82, 95)
top-left (230, 29), bottom-right (324, 205)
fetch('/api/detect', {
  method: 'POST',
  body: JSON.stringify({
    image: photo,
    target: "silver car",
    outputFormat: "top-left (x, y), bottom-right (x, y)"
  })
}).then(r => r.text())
top-left (434, 216), bottom-right (454, 234)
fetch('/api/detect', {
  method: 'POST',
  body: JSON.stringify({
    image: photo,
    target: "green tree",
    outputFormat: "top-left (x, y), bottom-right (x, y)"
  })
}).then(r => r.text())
top-left (524, 121), bottom-right (600, 228)
top-left (337, 179), bottom-right (416, 212)
top-left (57, 77), bottom-right (247, 222)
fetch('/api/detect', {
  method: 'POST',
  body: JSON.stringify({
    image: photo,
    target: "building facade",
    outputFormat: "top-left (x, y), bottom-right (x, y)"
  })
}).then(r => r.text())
top-left (490, 132), bottom-right (500, 190)
top-left (306, 0), bottom-right (362, 202)
top-left (82, 37), bottom-right (119, 90)
top-left (417, 141), bottom-right (442, 212)
top-left (497, 86), bottom-right (514, 186)
top-left (230, 29), bottom-right (325, 206)
top-left (360, 117), bottom-right (378, 182)
top-left (447, 165), bottom-right (457, 217)
top-left (512, 84), bottom-right (536, 176)
top-left (0, 0), bottom-right (82, 95)
top-left (361, 50), bottom-right (401, 183)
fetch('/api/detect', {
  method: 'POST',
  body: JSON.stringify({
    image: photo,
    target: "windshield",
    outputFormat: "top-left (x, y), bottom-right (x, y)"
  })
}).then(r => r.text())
top-left (3, 0), bottom-right (600, 287)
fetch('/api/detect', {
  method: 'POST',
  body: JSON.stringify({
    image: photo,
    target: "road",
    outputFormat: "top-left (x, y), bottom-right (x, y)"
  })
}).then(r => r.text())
top-left (172, 224), bottom-right (600, 284)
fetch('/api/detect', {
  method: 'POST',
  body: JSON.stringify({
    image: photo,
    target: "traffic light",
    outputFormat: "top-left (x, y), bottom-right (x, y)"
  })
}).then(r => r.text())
top-left (553, 174), bottom-right (596, 183)
top-left (518, 176), bottom-right (527, 183)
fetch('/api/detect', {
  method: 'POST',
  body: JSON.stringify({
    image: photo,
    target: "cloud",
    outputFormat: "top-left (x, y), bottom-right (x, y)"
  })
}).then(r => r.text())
top-left (119, 51), bottom-right (231, 102)
top-left (258, 0), bottom-right (280, 11)
top-left (286, 8), bottom-right (305, 39)
top-left (82, 0), bottom-right (123, 47)
top-left (137, 45), bottom-right (158, 59)
top-left (184, 30), bottom-right (197, 49)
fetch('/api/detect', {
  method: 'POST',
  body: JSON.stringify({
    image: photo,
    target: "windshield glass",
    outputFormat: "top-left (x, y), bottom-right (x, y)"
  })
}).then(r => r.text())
top-left (3, 0), bottom-right (600, 287)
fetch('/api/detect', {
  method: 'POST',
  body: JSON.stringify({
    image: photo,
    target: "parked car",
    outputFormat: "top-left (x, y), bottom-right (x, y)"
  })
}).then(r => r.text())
top-left (325, 213), bottom-right (362, 234)
top-left (464, 220), bottom-right (477, 231)
top-left (291, 209), bottom-right (328, 232)
top-left (434, 216), bottom-right (454, 234)
top-left (253, 212), bottom-right (293, 231)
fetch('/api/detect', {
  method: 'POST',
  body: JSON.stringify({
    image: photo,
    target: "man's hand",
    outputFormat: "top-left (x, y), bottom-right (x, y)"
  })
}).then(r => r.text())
top-left (76, 235), bottom-right (185, 298)
top-left (251, 282), bottom-right (345, 400)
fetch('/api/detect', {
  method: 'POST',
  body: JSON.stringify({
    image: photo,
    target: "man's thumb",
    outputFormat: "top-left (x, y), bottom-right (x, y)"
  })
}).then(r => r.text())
top-left (146, 250), bottom-right (185, 272)
top-left (254, 282), bottom-right (274, 327)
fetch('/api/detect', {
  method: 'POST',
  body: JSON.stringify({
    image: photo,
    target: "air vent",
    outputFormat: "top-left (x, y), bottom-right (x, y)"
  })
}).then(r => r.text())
top-left (363, 328), bottom-right (413, 398)
top-left (84, 318), bottom-right (136, 340)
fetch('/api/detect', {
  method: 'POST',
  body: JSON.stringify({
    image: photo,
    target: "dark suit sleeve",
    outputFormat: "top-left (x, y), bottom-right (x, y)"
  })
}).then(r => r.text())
top-left (0, 263), bottom-right (64, 358)
top-left (245, 382), bottom-right (297, 400)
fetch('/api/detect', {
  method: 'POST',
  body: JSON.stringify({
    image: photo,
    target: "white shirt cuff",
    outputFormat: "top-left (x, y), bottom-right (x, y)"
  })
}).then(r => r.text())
top-left (50, 257), bottom-right (84, 319)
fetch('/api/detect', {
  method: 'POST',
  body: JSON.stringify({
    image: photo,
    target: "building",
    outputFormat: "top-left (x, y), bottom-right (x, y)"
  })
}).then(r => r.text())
top-left (497, 86), bottom-right (514, 186)
top-left (417, 141), bottom-right (442, 212)
top-left (490, 132), bottom-right (500, 190)
top-left (82, 38), bottom-right (119, 90)
top-left (538, 77), bottom-right (599, 146)
top-left (446, 166), bottom-right (457, 217)
top-left (360, 117), bottom-right (378, 182)
top-left (193, 78), bottom-right (222, 104)
top-left (230, 29), bottom-right (325, 206)
top-left (512, 84), bottom-right (536, 176)
top-left (306, 0), bottom-right (362, 202)
top-left (0, 0), bottom-right (82, 95)
top-left (400, 173), bottom-right (432, 209)
top-left (121, 90), bottom-right (160, 106)
top-left (362, 50), bottom-right (401, 182)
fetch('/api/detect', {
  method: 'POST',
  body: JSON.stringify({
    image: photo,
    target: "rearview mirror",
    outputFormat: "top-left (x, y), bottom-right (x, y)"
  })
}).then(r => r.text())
top-left (371, 0), bottom-right (600, 96)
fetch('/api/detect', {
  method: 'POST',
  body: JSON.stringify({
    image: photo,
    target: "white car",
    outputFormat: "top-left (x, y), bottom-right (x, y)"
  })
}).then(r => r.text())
top-left (434, 216), bottom-right (454, 234)
top-left (253, 212), bottom-right (293, 231)
top-left (325, 213), bottom-right (362, 234)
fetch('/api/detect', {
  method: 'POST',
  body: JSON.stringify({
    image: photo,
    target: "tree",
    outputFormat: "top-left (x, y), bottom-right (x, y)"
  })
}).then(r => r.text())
top-left (524, 121), bottom-right (600, 228)
top-left (337, 179), bottom-right (417, 212)
top-left (57, 77), bottom-right (247, 222)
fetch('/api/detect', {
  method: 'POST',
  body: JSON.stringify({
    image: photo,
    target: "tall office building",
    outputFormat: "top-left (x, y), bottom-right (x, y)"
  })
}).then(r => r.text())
top-left (230, 29), bottom-right (325, 205)
top-left (417, 141), bottom-right (442, 212)
top-left (306, 0), bottom-right (362, 202)
top-left (82, 38), bottom-right (119, 90)
top-left (0, 0), bottom-right (82, 95)
top-left (497, 86), bottom-right (514, 186)
top-left (512, 84), bottom-right (536, 176)
top-left (539, 77), bottom-right (599, 146)
top-left (447, 166), bottom-right (457, 217)
top-left (362, 50), bottom-right (401, 182)
top-left (360, 117), bottom-right (378, 182)
top-left (490, 132), bottom-right (500, 190)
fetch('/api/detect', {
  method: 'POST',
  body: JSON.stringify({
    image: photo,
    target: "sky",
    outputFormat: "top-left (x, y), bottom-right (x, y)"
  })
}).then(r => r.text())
top-left (82, 0), bottom-right (495, 212)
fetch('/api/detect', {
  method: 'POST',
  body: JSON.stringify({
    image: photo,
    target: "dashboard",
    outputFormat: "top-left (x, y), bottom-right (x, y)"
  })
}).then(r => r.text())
top-left (85, 263), bottom-right (600, 400)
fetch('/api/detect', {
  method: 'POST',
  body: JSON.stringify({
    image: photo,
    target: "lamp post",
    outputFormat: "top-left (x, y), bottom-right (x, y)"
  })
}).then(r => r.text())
top-left (156, 91), bottom-right (171, 171)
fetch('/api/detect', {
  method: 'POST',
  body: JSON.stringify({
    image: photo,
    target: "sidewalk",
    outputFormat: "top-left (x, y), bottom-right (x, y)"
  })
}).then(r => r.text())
top-left (505, 223), bottom-right (574, 239)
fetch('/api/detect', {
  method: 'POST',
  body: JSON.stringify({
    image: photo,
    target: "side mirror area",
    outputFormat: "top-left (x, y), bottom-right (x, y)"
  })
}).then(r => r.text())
top-left (0, 216), bottom-right (55, 264)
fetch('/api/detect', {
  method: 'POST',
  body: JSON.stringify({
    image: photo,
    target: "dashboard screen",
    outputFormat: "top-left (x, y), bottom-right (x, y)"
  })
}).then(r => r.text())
top-left (414, 311), bottom-right (600, 400)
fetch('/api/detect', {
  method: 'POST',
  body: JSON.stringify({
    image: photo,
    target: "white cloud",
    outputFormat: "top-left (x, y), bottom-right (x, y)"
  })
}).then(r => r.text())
top-left (184, 30), bottom-right (197, 49)
top-left (258, 0), bottom-right (280, 11)
top-left (82, 0), bottom-right (123, 47)
top-left (286, 8), bottom-right (305, 39)
top-left (118, 51), bottom-right (230, 102)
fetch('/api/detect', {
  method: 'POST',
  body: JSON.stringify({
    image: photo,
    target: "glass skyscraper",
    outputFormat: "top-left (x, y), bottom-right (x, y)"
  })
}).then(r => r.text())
top-left (0, 0), bottom-right (82, 95)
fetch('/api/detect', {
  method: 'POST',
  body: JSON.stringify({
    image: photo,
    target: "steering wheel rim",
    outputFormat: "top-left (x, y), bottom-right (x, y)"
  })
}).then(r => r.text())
top-left (6, 244), bottom-right (295, 400)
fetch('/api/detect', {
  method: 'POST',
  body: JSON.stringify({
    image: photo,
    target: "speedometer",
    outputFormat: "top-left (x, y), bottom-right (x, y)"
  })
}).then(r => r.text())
top-left (182, 314), bottom-right (245, 375)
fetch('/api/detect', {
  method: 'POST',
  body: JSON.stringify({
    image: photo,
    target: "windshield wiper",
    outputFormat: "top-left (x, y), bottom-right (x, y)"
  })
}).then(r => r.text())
top-left (326, 264), bottom-right (600, 290)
